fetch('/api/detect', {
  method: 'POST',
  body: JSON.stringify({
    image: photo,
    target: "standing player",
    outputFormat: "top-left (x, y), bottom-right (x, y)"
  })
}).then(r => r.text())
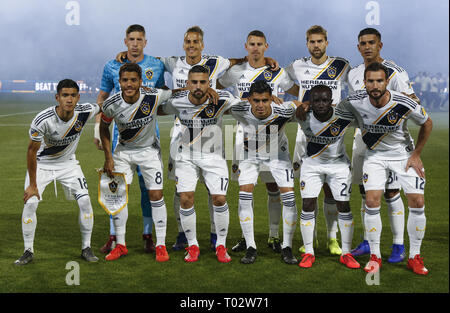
top-left (285, 25), bottom-right (350, 256)
top-left (15, 79), bottom-right (99, 265)
top-left (347, 28), bottom-right (420, 263)
top-left (336, 62), bottom-right (432, 275)
top-left (218, 30), bottom-right (299, 253)
top-left (94, 24), bottom-right (166, 254)
top-left (99, 63), bottom-right (172, 262)
top-left (162, 65), bottom-right (240, 263)
top-left (229, 81), bottom-right (299, 265)
top-left (296, 85), bottom-right (359, 269)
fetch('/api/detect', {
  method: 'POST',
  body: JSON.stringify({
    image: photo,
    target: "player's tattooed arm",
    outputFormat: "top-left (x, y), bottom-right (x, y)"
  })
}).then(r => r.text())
top-left (403, 92), bottom-right (421, 105)
top-left (405, 117), bottom-right (433, 178)
top-left (24, 140), bottom-right (41, 203)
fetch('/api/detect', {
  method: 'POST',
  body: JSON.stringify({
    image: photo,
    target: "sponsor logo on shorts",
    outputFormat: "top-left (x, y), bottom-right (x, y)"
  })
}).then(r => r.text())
top-left (363, 173), bottom-right (368, 183)
top-left (300, 180), bottom-right (306, 190)
top-left (231, 164), bottom-right (239, 173)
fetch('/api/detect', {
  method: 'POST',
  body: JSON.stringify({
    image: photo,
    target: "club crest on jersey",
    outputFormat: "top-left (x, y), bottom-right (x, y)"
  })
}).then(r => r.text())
top-left (363, 173), bottom-right (368, 183)
top-left (232, 164), bottom-right (239, 173)
top-left (141, 103), bottom-right (151, 115)
top-left (145, 68), bottom-right (153, 80)
top-left (387, 111), bottom-right (398, 124)
top-left (74, 120), bottom-right (83, 132)
top-left (108, 180), bottom-right (118, 193)
top-left (330, 123), bottom-right (340, 136)
top-left (263, 70), bottom-right (272, 81)
top-left (205, 105), bottom-right (215, 118)
top-left (327, 66), bottom-right (337, 79)
top-left (300, 180), bottom-right (306, 190)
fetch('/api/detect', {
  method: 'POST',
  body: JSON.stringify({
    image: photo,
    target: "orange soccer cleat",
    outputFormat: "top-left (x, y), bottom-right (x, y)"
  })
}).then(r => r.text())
top-left (407, 254), bottom-right (429, 275)
top-left (155, 245), bottom-right (169, 262)
top-left (298, 253), bottom-right (316, 268)
top-left (216, 245), bottom-right (231, 263)
top-left (340, 253), bottom-right (361, 269)
top-left (184, 245), bottom-right (200, 262)
top-left (364, 254), bottom-right (382, 273)
top-left (105, 244), bottom-right (128, 261)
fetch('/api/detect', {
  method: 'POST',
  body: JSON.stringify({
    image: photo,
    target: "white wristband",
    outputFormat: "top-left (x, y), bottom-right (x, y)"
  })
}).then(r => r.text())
top-left (94, 122), bottom-right (101, 140)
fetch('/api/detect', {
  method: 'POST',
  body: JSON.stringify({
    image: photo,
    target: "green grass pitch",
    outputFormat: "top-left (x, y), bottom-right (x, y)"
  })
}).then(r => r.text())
top-left (0, 96), bottom-right (448, 293)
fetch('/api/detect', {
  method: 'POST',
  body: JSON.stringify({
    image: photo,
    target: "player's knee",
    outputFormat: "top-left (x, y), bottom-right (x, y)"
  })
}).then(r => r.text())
top-left (365, 197), bottom-right (381, 208)
top-left (407, 194), bottom-right (425, 209)
top-left (302, 198), bottom-right (316, 212)
top-left (180, 193), bottom-right (194, 209)
top-left (336, 201), bottom-right (350, 213)
top-left (265, 182), bottom-right (279, 193)
top-left (384, 189), bottom-right (400, 199)
top-left (148, 189), bottom-right (163, 202)
top-left (212, 195), bottom-right (226, 207)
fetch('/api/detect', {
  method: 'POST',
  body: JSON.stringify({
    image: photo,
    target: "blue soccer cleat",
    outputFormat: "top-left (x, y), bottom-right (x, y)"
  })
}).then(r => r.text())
top-left (350, 240), bottom-right (370, 257)
top-left (388, 244), bottom-right (406, 263)
top-left (210, 233), bottom-right (217, 252)
top-left (172, 232), bottom-right (188, 251)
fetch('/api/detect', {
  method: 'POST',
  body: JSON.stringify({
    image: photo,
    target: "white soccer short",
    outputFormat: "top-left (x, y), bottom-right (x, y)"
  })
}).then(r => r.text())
top-left (24, 162), bottom-right (89, 203)
top-left (113, 146), bottom-right (163, 190)
top-left (175, 157), bottom-right (229, 195)
top-left (238, 151), bottom-right (294, 188)
top-left (292, 124), bottom-right (307, 179)
top-left (362, 156), bottom-right (425, 194)
top-left (299, 156), bottom-right (352, 201)
top-left (351, 128), bottom-right (401, 190)
top-left (231, 123), bottom-right (276, 183)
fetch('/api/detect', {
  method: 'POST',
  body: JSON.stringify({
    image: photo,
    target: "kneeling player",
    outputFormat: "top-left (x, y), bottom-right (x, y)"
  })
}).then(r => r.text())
top-left (15, 79), bottom-right (100, 265)
top-left (230, 81), bottom-right (299, 264)
top-left (336, 62), bottom-right (432, 275)
top-left (297, 85), bottom-right (360, 269)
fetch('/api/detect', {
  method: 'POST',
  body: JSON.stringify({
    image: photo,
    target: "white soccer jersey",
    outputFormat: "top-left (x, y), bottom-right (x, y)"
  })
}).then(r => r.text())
top-left (30, 103), bottom-right (100, 168)
top-left (218, 62), bottom-right (294, 98)
top-left (298, 108), bottom-right (353, 161)
top-left (102, 88), bottom-right (172, 150)
top-left (335, 90), bottom-right (429, 160)
top-left (230, 101), bottom-right (297, 160)
top-left (285, 56), bottom-right (350, 103)
top-left (163, 89), bottom-right (240, 159)
top-left (161, 55), bottom-right (231, 89)
top-left (347, 60), bottom-right (415, 94)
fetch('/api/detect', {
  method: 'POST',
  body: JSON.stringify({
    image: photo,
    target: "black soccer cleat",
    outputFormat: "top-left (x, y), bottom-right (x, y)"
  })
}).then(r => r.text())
top-left (81, 247), bottom-right (99, 262)
top-left (281, 247), bottom-right (298, 265)
top-left (14, 249), bottom-right (34, 265)
top-left (231, 237), bottom-right (247, 253)
top-left (240, 247), bottom-right (257, 264)
top-left (268, 237), bottom-right (282, 253)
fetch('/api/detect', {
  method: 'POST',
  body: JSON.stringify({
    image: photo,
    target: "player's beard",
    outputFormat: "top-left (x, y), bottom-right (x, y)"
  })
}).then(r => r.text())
top-left (310, 48), bottom-right (325, 60)
top-left (368, 88), bottom-right (386, 101)
top-left (192, 89), bottom-right (205, 100)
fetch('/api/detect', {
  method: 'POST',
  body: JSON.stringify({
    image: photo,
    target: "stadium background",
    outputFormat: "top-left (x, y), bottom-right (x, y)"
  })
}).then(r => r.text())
top-left (0, 0), bottom-right (448, 296)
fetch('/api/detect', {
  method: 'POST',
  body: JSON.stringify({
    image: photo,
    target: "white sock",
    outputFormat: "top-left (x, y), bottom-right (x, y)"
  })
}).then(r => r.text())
top-left (385, 194), bottom-right (405, 245)
top-left (364, 206), bottom-right (382, 258)
top-left (113, 206), bottom-right (128, 246)
top-left (213, 203), bottom-right (229, 247)
top-left (208, 194), bottom-right (216, 234)
top-left (300, 210), bottom-right (315, 255)
top-left (173, 192), bottom-right (183, 233)
top-left (407, 207), bottom-right (426, 258)
top-left (280, 192), bottom-right (297, 248)
top-left (150, 198), bottom-right (167, 246)
top-left (361, 194), bottom-right (367, 241)
top-left (22, 201), bottom-right (38, 253)
top-left (239, 192), bottom-right (256, 249)
top-left (180, 206), bottom-right (198, 247)
top-left (267, 190), bottom-right (281, 238)
top-left (338, 211), bottom-right (354, 255)
top-left (323, 198), bottom-right (339, 240)
top-left (77, 194), bottom-right (94, 249)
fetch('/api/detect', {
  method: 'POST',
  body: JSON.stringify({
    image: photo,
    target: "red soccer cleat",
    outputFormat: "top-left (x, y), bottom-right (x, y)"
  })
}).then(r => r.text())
top-left (100, 235), bottom-right (116, 254)
top-left (216, 245), bottom-right (231, 263)
top-left (298, 253), bottom-right (315, 268)
top-left (407, 254), bottom-right (429, 275)
top-left (105, 244), bottom-right (128, 261)
top-left (184, 245), bottom-right (200, 262)
top-left (364, 254), bottom-right (382, 273)
top-left (340, 253), bottom-right (361, 269)
top-left (155, 245), bottom-right (169, 262)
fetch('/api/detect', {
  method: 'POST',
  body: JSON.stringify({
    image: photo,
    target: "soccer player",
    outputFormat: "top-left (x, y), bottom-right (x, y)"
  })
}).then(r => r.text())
top-left (296, 85), bottom-right (359, 269)
top-left (229, 81), bottom-right (299, 265)
top-left (347, 28), bottom-right (420, 262)
top-left (285, 25), bottom-right (350, 256)
top-left (15, 79), bottom-right (99, 265)
top-left (99, 63), bottom-right (171, 262)
top-left (162, 65), bottom-right (240, 263)
top-left (335, 62), bottom-right (432, 275)
top-left (94, 24), bottom-right (166, 254)
top-left (217, 30), bottom-right (299, 254)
